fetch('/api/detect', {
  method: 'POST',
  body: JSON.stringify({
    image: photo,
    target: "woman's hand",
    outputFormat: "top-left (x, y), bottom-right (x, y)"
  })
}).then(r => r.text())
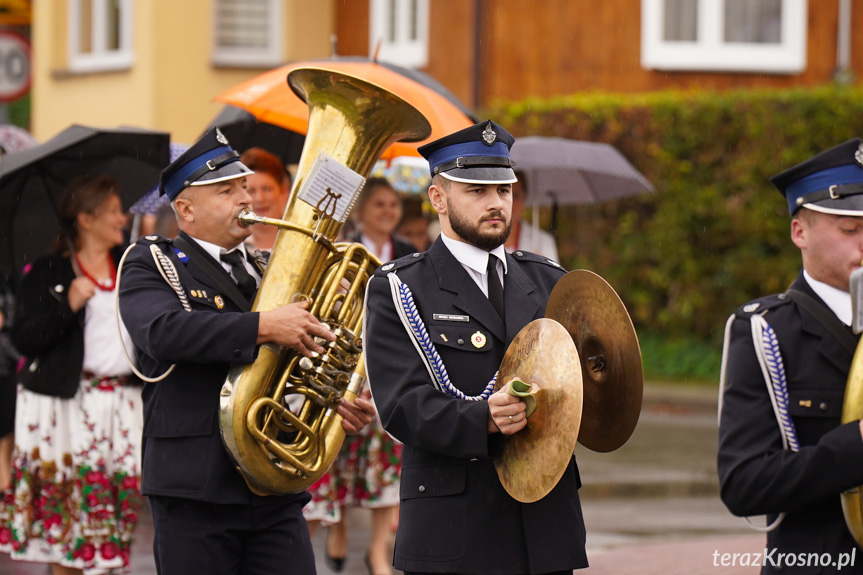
top-left (68, 277), bottom-right (96, 312)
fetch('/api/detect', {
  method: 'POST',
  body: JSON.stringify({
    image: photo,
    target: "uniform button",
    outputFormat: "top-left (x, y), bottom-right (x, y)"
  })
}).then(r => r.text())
top-left (233, 350), bottom-right (242, 358)
top-left (819, 402), bottom-right (829, 412)
top-left (54, 284), bottom-right (64, 293)
top-left (515, 251), bottom-right (524, 257)
top-left (418, 485), bottom-right (426, 493)
top-left (412, 252), bottom-right (421, 258)
top-left (457, 338), bottom-right (465, 345)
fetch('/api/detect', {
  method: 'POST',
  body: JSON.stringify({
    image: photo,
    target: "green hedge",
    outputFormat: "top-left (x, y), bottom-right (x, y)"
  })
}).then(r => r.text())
top-left (486, 85), bottom-right (863, 356)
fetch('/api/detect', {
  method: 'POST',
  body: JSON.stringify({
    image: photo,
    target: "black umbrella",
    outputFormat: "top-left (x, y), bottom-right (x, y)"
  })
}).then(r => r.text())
top-left (207, 105), bottom-right (307, 167)
top-left (0, 124), bottom-right (171, 274)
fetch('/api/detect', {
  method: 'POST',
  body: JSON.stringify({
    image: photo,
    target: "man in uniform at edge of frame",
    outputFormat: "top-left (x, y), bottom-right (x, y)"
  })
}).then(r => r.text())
top-left (718, 138), bottom-right (863, 574)
top-left (118, 127), bottom-right (375, 575)
top-left (363, 119), bottom-right (588, 575)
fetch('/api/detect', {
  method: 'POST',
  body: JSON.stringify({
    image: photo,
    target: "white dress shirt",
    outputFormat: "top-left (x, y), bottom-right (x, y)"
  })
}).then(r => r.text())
top-left (803, 269), bottom-right (852, 326)
top-left (440, 233), bottom-right (508, 297)
top-left (190, 236), bottom-right (262, 285)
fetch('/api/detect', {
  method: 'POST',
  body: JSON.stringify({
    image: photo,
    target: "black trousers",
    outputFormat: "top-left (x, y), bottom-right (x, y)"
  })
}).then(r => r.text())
top-left (149, 495), bottom-right (315, 575)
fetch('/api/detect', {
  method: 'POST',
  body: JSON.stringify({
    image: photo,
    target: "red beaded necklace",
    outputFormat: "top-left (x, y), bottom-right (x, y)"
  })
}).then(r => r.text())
top-left (74, 252), bottom-right (117, 291)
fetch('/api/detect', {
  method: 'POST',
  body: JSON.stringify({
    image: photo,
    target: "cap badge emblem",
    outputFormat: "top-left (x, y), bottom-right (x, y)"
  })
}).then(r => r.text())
top-left (481, 122), bottom-right (497, 146)
top-left (471, 331), bottom-right (487, 348)
top-left (215, 128), bottom-right (228, 146)
top-left (855, 143), bottom-right (863, 167)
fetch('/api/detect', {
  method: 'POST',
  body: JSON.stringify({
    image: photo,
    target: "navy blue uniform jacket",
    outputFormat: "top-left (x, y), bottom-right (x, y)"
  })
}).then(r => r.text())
top-left (364, 237), bottom-right (588, 575)
top-left (718, 273), bottom-right (863, 573)
top-left (118, 232), bottom-right (306, 506)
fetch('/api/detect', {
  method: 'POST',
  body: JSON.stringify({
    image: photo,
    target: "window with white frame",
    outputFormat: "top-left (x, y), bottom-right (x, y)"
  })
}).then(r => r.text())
top-left (212, 0), bottom-right (282, 67)
top-left (641, 0), bottom-right (807, 74)
top-left (369, 0), bottom-right (429, 68)
top-left (68, 0), bottom-right (134, 73)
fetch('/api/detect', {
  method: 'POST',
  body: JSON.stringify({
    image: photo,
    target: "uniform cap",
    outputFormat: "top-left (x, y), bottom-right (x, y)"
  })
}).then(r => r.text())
top-left (770, 138), bottom-right (863, 216)
top-left (159, 127), bottom-right (253, 201)
top-left (418, 120), bottom-right (517, 185)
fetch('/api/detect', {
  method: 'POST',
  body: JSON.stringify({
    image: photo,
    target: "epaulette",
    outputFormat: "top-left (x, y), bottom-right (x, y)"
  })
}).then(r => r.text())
top-left (135, 234), bottom-right (172, 247)
top-left (510, 249), bottom-right (565, 270)
top-left (735, 292), bottom-right (792, 317)
top-left (133, 235), bottom-right (189, 263)
top-left (374, 251), bottom-right (425, 277)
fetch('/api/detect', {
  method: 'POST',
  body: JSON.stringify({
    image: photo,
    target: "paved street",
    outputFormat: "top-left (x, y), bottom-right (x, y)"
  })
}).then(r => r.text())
top-left (1, 382), bottom-right (767, 574)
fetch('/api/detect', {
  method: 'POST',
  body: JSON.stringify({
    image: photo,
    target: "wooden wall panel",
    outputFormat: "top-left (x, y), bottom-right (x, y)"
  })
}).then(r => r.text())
top-left (333, 1), bottom-right (863, 111)
top-left (476, 0), bottom-right (857, 104)
top-left (424, 0), bottom-right (477, 110)
top-left (333, 0), bottom-right (369, 57)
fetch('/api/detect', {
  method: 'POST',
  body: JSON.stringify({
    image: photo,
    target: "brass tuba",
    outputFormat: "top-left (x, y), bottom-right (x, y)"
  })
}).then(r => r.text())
top-left (219, 67), bottom-right (431, 496)
top-left (841, 339), bottom-right (863, 544)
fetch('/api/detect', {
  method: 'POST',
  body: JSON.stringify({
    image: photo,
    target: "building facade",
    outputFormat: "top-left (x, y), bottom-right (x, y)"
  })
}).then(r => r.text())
top-left (22, 1), bottom-right (863, 143)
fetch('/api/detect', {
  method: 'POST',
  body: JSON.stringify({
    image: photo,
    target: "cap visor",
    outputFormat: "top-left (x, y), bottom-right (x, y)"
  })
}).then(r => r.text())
top-left (189, 160), bottom-right (254, 186)
top-left (802, 195), bottom-right (863, 217)
top-left (441, 167), bottom-right (517, 185)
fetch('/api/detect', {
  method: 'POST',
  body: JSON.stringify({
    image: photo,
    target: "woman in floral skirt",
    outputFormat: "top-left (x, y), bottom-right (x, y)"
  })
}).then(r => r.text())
top-left (0, 175), bottom-right (143, 575)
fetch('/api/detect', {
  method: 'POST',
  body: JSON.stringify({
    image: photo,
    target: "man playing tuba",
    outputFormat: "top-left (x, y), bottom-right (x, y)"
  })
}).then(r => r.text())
top-left (118, 127), bottom-right (375, 575)
top-left (718, 139), bottom-right (863, 574)
top-left (364, 120), bottom-right (588, 575)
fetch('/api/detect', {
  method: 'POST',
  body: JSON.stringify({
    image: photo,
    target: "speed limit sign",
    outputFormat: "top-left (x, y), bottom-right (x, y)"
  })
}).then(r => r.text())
top-left (0, 30), bottom-right (30, 103)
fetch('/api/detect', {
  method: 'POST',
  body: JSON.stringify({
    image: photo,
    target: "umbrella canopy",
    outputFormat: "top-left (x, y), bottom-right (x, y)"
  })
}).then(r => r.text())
top-left (370, 156), bottom-right (431, 196)
top-left (215, 56), bottom-right (475, 160)
top-left (207, 105), bottom-right (307, 167)
top-left (128, 143), bottom-right (190, 215)
top-left (510, 137), bottom-right (655, 207)
top-left (0, 124), bottom-right (38, 154)
top-left (0, 124), bottom-right (171, 274)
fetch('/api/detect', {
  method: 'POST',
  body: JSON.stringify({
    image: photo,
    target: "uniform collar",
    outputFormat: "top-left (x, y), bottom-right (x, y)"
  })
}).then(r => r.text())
top-left (803, 269), bottom-right (852, 326)
top-left (189, 236), bottom-right (249, 263)
top-left (440, 232), bottom-right (508, 276)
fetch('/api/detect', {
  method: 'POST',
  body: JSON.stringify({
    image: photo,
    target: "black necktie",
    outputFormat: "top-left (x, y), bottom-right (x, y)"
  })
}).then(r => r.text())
top-left (487, 254), bottom-right (505, 321)
top-left (221, 250), bottom-right (257, 301)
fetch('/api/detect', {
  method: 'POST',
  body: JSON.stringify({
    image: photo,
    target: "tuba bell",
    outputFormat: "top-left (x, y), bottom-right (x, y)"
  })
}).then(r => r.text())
top-left (218, 67), bottom-right (431, 495)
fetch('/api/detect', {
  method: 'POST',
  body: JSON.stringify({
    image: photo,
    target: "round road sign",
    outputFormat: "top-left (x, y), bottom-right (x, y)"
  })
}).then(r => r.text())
top-left (0, 30), bottom-right (31, 103)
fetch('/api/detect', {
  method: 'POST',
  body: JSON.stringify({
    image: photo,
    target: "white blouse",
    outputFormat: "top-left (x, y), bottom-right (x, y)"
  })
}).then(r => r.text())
top-left (82, 288), bottom-right (134, 378)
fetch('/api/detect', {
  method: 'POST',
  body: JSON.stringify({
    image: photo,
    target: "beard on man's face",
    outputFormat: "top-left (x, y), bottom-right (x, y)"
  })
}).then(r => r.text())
top-left (447, 203), bottom-right (511, 251)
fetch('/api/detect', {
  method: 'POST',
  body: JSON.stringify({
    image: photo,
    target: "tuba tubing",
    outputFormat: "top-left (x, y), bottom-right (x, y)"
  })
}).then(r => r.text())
top-left (218, 67), bottom-right (431, 495)
top-left (841, 337), bottom-right (863, 545)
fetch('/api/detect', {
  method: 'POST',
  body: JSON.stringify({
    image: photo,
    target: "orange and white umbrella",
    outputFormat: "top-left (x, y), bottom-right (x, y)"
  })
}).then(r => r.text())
top-left (215, 57), bottom-right (475, 161)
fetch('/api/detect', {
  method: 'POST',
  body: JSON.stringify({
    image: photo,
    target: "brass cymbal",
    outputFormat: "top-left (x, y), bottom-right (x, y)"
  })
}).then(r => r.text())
top-left (495, 318), bottom-right (583, 503)
top-left (545, 270), bottom-right (643, 453)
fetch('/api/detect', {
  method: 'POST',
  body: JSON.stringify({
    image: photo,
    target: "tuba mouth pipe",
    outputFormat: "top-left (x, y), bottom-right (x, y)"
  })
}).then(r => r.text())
top-left (237, 208), bottom-right (339, 254)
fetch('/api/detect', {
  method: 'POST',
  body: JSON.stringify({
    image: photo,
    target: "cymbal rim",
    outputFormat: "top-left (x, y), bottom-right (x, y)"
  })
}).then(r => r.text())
top-left (495, 318), bottom-right (583, 503)
top-left (545, 270), bottom-right (643, 453)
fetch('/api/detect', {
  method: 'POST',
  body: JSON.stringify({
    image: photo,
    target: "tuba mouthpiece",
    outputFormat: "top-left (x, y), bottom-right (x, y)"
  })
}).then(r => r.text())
top-left (237, 209), bottom-right (261, 227)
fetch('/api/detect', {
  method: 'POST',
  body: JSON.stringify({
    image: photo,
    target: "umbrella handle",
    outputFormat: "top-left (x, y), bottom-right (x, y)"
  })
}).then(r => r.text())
top-left (551, 201), bottom-right (559, 236)
top-left (67, 240), bottom-right (83, 278)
